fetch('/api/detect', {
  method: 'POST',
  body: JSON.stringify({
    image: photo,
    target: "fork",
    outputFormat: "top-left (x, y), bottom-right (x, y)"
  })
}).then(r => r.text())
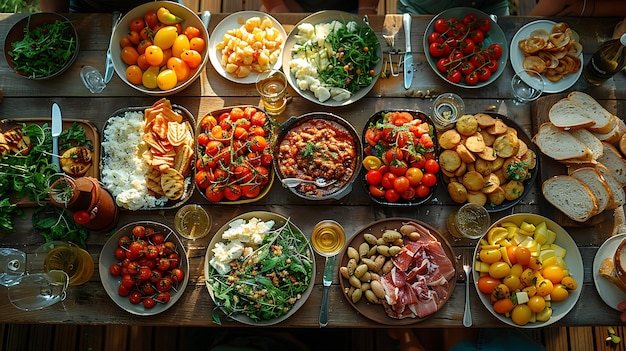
top-left (463, 256), bottom-right (472, 327)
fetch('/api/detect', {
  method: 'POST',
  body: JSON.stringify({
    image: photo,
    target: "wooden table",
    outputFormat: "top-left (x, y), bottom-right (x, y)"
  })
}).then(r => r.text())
top-left (1, 12), bottom-right (626, 328)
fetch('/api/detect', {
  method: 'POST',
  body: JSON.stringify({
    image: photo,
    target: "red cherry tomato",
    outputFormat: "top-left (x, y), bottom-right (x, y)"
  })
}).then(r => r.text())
top-left (422, 173), bottom-right (437, 187)
top-left (415, 184), bottom-right (430, 198)
top-left (73, 210), bottom-right (91, 225)
top-left (381, 172), bottom-right (397, 189)
top-left (369, 185), bottom-right (386, 198)
top-left (424, 159), bottom-right (440, 174)
top-left (366, 169), bottom-right (383, 185)
top-left (384, 189), bottom-right (401, 203)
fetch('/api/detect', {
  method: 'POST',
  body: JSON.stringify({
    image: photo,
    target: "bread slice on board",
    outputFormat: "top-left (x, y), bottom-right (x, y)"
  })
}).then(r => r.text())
top-left (548, 99), bottom-right (595, 130)
top-left (533, 122), bottom-right (592, 161)
top-left (597, 142), bottom-right (626, 186)
top-left (568, 91), bottom-right (616, 134)
top-left (569, 167), bottom-right (612, 213)
top-left (595, 163), bottom-right (626, 209)
top-left (542, 175), bottom-right (599, 222)
top-left (571, 128), bottom-right (604, 160)
top-left (594, 115), bottom-right (624, 144)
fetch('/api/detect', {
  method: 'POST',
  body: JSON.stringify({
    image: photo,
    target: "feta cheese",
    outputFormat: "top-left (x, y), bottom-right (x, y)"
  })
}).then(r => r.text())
top-left (222, 217), bottom-right (275, 244)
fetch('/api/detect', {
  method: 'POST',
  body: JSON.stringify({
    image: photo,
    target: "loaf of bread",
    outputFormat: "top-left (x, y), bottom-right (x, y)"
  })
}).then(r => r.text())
top-left (533, 122), bottom-right (592, 161)
top-left (542, 175), bottom-right (599, 222)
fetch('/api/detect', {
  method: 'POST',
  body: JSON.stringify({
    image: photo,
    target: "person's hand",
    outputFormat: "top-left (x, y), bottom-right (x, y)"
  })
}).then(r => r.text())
top-left (618, 301), bottom-right (626, 322)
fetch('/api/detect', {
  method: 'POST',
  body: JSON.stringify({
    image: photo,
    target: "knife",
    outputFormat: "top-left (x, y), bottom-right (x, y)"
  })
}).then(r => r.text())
top-left (104, 11), bottom-right (122, 84)
top-left (319, 254), bottom-right (336, 327)
top-left (51, 103), bottom-right (62, 169)
top-left (201, 10), bottom-right (211, 39)
top-left (403, 13), bottom-right (413, 90)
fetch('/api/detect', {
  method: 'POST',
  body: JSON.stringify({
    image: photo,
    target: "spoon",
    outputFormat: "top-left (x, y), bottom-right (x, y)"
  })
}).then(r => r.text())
top-left (281, 177), bottom-right (337, 188)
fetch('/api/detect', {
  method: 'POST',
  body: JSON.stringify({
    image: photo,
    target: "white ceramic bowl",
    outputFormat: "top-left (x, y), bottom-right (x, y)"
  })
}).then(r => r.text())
top-left (110, 1), bottom-right (209, 95)
top-left (473, 213), bottom-right (583, 328)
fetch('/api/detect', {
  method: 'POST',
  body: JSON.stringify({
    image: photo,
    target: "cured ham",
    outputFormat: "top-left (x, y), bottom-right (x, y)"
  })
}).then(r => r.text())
top-left (381, 222), bottom-right (456, 319)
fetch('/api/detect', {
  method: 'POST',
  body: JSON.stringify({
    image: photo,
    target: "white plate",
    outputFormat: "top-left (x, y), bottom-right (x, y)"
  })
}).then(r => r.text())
top-left (204, 211), bottom-right (315, 326)
top-left (510, 20), bottom-right (583, 94)
top-left (593, 234), bottom-right (626, 310)
top-left (473, 213), bottom-right (583, 328)
top-left (208, 11), bottom-right (286, 84)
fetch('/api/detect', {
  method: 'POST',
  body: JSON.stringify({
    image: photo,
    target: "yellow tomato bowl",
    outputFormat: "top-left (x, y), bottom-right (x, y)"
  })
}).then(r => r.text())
top-left (472, 213), bottom-right (583, 328)
top-left (111, 1), bottom-right (209, 96)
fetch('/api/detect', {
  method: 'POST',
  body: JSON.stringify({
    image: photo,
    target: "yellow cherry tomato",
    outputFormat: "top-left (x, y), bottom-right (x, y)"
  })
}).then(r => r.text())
top-left (125, 64), bottom-right (143, 85)
top-left (480, 249), bottom-right (502, 264)
top-left (153, 26), bottom-right (179, 49)
top-left (511, 304), bottom-right (532, 326)
top-left (509, 263), bottom-right (524, 277)
top-left (362, 155), bottom-right (382, 170)
top-left (145, 45), bottom-right (164, 66)
top-left (536, 279), bottom-right (554, 297)
top-left (542, 265), bottom-right (564, 284)
top-left (488, 261), bottom-right (511, 279)
top-left (493, 297), bottom-right (514, 315)
top-left (142, 66), bottom-right (159, 89)
top-left (550, 284), bottom-right (569, 302)
top-left (157, 69), bottom-right (178, 90)
top-left (172, 34), bottom-right (190, 57)
top-left (167, 57), bottom-right (190, 82)
top-left (527, 295), bottom-right (546, 313)
top-left (561, 276), bottom-right (578, 290)
top-left (502, 275), bottom-right (521, 291)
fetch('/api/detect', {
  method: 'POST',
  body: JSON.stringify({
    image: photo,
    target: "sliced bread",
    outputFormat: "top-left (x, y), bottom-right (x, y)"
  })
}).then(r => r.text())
top-left (571, 128), bottom-right (604, 160)
top-left (597, 142), bottom-right (626, 186)
top-left (533, 122), bottom-right (592, 161)
top-left (595, 163), bottom-right (626, 209)
top-left (568, 91), bottom-right (615, 134)
top-left (542, 175), bottom-right (599, 222)
top-left (569, 167), bottom-right (612, 213)
top-left (548, 98), bottom-right (595, 130)
top-left (593, 115), bottom-right (624, 144)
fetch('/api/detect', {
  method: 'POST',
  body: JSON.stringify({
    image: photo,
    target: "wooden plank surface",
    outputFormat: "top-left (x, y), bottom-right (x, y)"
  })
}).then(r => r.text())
top-left (0, 13), bottom-right (626, 330)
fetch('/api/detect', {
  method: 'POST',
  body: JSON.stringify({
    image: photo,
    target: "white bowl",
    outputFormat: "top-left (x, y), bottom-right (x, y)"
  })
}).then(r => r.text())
top-left (110, 1), bottom-right (209, 95)
top-left (473, 213), bottom-right (583, 328)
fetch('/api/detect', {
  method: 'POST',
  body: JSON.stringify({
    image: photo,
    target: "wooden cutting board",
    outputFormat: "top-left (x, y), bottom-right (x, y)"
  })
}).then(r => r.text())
top-left (530, 94), bottom-right (614, 228)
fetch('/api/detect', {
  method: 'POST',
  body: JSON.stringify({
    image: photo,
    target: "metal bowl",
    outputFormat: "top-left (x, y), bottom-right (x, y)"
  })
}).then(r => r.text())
top-left (273, 112), bottom-right (362, 200)
top-left (423, 7), bottom-right (508, 88)
top-left (282, 10), bottom-right (383, 107)
top-left (110, 1), bottom-right (209, 95)
top-left (4, 12), bottom-right (79, 80)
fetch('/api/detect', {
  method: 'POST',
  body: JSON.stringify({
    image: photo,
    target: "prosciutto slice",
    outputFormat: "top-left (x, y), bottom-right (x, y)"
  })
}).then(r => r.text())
top-left (379, 222), bottom-right (456, 320)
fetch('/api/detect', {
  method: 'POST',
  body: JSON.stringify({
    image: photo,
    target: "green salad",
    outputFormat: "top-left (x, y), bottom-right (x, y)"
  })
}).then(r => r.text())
top-left (207, 219), bottom-right (314, 324)
top-left (9, 18), bottom-right (77, 78)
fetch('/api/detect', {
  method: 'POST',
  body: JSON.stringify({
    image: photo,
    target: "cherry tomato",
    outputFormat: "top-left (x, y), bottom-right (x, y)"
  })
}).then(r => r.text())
top-left (436, 57), bottom-right (450, 73)
top-left (73, 210), bottom-right (91, 225)
top-left (366, 169), bottom-right (383, 185)
top-left (157, 69), bottom-right (177, 90)
top-left (424, 159), bottom-right (440, 174)
top-left (429, 42), bottom-right (447, 57)
top-left (393, 176), bottom-right (411, 193)
top-left (143, 10), bottom-right (158, 28)
top-left (184, 25), bottom-right (202, 39)
top-left (224, 185), bottom-right (242, 201)
top-left (477, 276), bottom-right (501, 294)
top-left (156, 291), bottom-right (171, 304)
top-left (468, 30), bottom-right (484, 45)
top-left (460, 38), bottom-right (475, 55)
top-left (129, 17), bottom-right (146, 33)
top-left (189, 37), bottom-right (206, 52)
top-left (171, 34), bottom-right (190, 57)
top-left (153, 25), bottom-right (178, 49)
top-left (476, 18), bottom-right (491, 33)
top-left (143, 297), bottom-right (157, 309)
top-left (125, 65), bottom-right (143, 85)
top-left (384, 189), bottom-right (401, 203)
top-left (485, 60), bottom-right (498, 73)
top-left (389, 160), bottom-right (408, 176)
top-left (121, 46), bottom-right (139, 65)
top-left (422, 173), bottom-right (437, 187)
top-left (465, 70), bottom-right (479, 85)
top-left (180, 49), bottom-right (202, 68)
top-left (369, 185), bottom-right (386, 198)
top-left (434, 19), bottom-right (450, 33)
top-left (515, 247), bottom-right (531, 266)
top-left (132, 225), bottom-right (146, 238)
top-left (405, 167), bottom-right (423, 186)
top-left (493, 297), bottom-right (515, 315)
top-left (487, 43), bottom-right (503, 60)
top-left (428, 32), bottom-right (444, 44)
top-left (109, 263), bottom-right (122, 276)
top-left (381, 172), bottom-right (397, 189)
top-left (476, 67), bottom-right (492, 82)
top-left (118, 284), bottom-right (130, 297)
top-left (446, 69), bottom-right (462, 84)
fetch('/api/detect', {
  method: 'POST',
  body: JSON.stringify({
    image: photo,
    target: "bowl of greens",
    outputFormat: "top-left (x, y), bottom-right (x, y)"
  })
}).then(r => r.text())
top-left (282, 10), bottom-right (382, 107)
top-left (4, 12), bottom-right (79, 80)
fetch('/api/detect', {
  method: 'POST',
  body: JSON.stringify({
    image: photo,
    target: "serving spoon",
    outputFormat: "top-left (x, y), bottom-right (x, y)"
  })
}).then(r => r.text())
top-left (281, 177), bottom-right (337, 188)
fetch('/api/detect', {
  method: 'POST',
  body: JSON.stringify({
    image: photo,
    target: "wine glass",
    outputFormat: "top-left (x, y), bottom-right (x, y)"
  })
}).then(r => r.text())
top-left (511, 70), bottom-right (545, 105)
top-left (7, 269), bottom-right (69, 311)
top-left (0, 248), bottom-right (27, 287)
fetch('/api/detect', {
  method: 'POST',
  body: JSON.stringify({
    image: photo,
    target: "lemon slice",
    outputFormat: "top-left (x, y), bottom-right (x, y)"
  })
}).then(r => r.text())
top-left (487, 227), bottom-right (508, 245)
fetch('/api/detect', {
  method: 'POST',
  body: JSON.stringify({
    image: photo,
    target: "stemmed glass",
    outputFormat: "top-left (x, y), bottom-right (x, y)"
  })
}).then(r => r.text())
top-left (7, 270), bottom-right (69, 311)
top-left (0, 248), bottom-right (27, 287)
top-left (511, 70), bottom-right (545, 105)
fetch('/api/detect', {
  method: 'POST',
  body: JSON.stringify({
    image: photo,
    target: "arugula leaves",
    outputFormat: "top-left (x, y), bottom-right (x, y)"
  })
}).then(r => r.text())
top-left (0, 122), bottom-right (91, 247)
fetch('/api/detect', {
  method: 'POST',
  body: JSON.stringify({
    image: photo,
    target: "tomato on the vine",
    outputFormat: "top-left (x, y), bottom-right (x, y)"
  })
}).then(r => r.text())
top-left (465, 70), bottom-right (479, 85)
top-left (433, 19), bottom-right (450, 33)
top-left (436, 57), bottom-right (450, 73)
top-left (486, 43), bottom-right (503, 60)
top-left (477, 17), bottom-right (492, 33)
top-left (429, 42), bottom-right (447, 58)
top-left (447, 69), bottom-right (462, 84)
